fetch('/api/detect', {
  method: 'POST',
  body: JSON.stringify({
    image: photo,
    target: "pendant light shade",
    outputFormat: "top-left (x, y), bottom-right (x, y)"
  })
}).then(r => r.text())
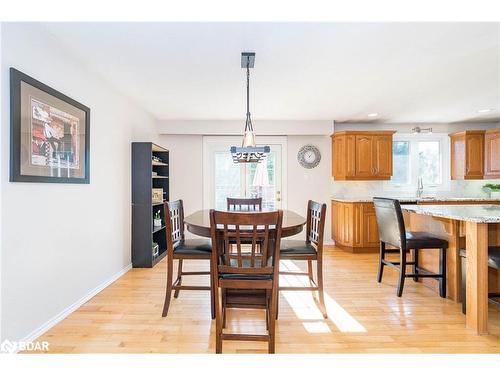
top-left (230, 52), bottom-right (270, 163)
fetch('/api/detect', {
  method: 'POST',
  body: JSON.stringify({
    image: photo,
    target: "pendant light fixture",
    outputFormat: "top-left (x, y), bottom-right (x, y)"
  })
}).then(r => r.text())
top-left (230, 52), bottom-right (270, 163)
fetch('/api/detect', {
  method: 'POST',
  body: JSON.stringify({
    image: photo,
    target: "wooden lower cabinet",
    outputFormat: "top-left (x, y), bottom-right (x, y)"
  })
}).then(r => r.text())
top-left (331, 200), bottom-right (380, 252)
top-left (332, 199), bottom-right (500, 253)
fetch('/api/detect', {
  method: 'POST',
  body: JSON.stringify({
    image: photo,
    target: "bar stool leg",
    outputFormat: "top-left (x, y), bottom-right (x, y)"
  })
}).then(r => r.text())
top-left (397, 248), bottom-right (406, 297)
top-left (377, 242), bottom-right (386, 283)
top-left (162, 252), bottom-right (174, 317)
top-left (412, 249), bottom-right (419, 282)
top-left (439, 247), bottom-right (447, 298)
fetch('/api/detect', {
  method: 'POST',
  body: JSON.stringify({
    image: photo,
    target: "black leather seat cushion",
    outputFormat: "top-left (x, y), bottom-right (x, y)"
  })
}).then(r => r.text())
top-left (173, 239), bottom-right (212, 255)
top-left (280, 240), bottom-right (317, 255)
top-left (219, 273), bottom-right (273, 280)
top-left (488, 246), bottom-right (500, 269)
top-left (405, 231), bottom-right (448, 249)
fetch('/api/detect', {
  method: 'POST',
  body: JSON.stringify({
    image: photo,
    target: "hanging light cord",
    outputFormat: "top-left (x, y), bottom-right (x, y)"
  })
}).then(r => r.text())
top-left (245, 59), bottom-right (253, 132)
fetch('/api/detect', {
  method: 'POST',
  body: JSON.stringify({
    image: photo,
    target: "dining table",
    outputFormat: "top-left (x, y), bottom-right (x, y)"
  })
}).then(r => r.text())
top-left (402, 204), bottom-right (500, 335)
top-left (184, 209), bottom-right (307, 239)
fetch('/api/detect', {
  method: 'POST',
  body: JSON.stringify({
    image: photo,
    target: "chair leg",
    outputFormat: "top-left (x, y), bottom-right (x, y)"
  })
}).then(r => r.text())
top-left (412, 249), bottom-right (419, 282)
top-left (307, 260), bottom-right (314, 283)
top-left (173, 259), bottom-right (183, 298)
top-left (377, 242), bottom-right (386, 283)
top-left (210, 259), bottom-right (215, 319)
top-left (396, 249), bottom-right (406, 297)
top-left (161, 252), bottom-right (174, 317)
top-left (439, 247), bottom-right (447, 298)
top-left (268, 287), bottom-right (277, 354)
top-left (215, 285), bottom-right (223, 354)
top-left (222, 289), bottom-right (227, 328)
top-left (317, 257), bottom-right (327, 319)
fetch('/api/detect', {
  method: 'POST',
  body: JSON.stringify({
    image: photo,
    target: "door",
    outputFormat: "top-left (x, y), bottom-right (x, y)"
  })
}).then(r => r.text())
top-left (203, 136), bottom-right (286, 210)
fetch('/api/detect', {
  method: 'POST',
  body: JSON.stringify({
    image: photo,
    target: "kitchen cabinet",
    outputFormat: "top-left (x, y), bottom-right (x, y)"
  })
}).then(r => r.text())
top-left (485, 129), bottom-right (500, 179)
top-left (331, 200), bottom-right (380, 252)
top-left (331, 131), bottom-right (395, 180)
top-left (449, 130), bottom-right (485, 180)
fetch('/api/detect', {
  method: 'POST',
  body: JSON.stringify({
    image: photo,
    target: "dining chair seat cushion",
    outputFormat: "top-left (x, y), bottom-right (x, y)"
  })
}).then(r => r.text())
top-left (405, 231), bottom-right (448, 249)
top-left (219, 273), bottom-right (273, 281)
top-left (279, 240), bottom-right (317, 255)
top-left (173, 239), bottom-right (212, 255)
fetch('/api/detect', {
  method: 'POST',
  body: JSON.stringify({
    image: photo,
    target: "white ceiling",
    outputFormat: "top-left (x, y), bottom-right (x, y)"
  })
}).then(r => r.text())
top-left (41, 22), bottom-right (500, 123)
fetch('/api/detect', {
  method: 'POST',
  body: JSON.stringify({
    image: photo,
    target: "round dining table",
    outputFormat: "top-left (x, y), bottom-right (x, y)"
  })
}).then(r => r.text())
top-left (184, 209), bottom-right (307, 238)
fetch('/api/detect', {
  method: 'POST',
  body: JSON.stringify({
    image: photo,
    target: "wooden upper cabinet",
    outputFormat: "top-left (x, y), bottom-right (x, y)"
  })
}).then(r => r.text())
top-left (485, 129), bottom-right (500, 179)
top-left (450, 130), bottom-right (485, 180)
top-left (331, 131), bottom-right (395, 180)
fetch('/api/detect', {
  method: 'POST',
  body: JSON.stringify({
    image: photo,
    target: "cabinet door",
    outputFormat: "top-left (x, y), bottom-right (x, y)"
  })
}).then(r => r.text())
top-left (342, 203), bottom-right (353, 246)
top-left (332, 136), bottom-right (345, 179)
top-left (450, 135), bottom-right (465, 180)
top-left (331, 201), bottom-right (339, 243)
top-left (346, 135), bottom-right (356, 177)
top-left (353, 204), bottom-right (363, 247)
top-left (355, 135), bottom-right (374, 178)
top-left (465, 134), bottom-right (484, 179)
top-left (362, 204), bottom-right (380, 248)
top-left (372, 135), bottom-right (393, 178)
top-left (485, 130), bottom-right (500, 178)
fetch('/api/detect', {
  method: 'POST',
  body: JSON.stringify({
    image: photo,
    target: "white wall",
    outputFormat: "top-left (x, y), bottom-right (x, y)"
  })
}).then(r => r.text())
top-left (0, 23), bottom-right (157, 342)
top-left (332, 122), bottom-right (500, 199)
top-left (158, 133), bottom-right (333, 242)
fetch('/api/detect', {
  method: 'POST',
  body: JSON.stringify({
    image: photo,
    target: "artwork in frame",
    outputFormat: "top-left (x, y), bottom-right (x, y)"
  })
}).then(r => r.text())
top-left (10, 68), bottom-right (90, 183)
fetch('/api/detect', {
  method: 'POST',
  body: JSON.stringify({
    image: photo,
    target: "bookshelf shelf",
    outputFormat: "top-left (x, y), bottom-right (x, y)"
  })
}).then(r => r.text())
top-left (132, 142), bottom-right (170, 268)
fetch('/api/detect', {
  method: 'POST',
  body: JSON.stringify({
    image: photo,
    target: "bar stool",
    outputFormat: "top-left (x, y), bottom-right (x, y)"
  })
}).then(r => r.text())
top-left (373, 197), bottom-right (448, 297)
top-left (459, 246), bottom-right (500, 314)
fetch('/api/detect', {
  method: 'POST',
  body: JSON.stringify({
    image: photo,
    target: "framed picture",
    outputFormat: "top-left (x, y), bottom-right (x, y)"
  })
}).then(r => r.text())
top-left (10, 68), bottom-right (90, 184)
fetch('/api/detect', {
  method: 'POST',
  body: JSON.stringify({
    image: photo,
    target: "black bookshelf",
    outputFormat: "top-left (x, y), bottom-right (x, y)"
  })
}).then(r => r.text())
top-left (132, 142), bottom-right (169, 268)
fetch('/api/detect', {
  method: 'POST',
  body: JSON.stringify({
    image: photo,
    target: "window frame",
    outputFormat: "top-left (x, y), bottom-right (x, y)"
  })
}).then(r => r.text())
top-left (384, 133), bottom-right (451, 193)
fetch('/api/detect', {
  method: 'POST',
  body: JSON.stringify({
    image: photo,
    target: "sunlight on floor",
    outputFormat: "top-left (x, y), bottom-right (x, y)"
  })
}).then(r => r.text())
top-left (280, 260), bottom-right (367, 333)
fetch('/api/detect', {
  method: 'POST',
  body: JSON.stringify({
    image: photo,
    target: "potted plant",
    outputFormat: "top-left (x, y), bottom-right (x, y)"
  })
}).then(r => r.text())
top-left (484, 183), bottom-right (500, 198)
top-left (153, 210), bottom-right (162, 228)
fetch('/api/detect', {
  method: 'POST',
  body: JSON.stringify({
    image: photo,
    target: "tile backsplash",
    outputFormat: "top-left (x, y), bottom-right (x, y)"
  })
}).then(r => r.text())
top-left (331, 179), bottom-right (500, 199)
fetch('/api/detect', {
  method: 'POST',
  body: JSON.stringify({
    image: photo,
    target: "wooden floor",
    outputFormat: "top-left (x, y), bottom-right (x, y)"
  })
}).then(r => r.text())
top-left (34, 246), bottom-right (500, 353)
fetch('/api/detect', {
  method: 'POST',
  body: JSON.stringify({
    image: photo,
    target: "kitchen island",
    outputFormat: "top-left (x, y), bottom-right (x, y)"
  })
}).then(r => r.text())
top-left (402, 204), bottom-right (500, 335)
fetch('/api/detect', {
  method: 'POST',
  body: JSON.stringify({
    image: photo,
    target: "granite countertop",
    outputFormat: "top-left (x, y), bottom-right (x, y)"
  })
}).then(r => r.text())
top-left (401, 204), bottom-right (500, 223)
top-left (331, 196), bottom-right (500, 203)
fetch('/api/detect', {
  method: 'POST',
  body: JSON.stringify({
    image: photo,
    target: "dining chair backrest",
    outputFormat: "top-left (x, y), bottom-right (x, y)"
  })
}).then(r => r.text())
top-left (306, 200), bottom-right (327, 251)
top-left (372, 197), bottom-right (406, 250)
top-left (227, 197), bottom-right (262, 212)
top-left (165, 199), bottom-right (185, 248)
top-left (210, 210), bottom-right (283, 277)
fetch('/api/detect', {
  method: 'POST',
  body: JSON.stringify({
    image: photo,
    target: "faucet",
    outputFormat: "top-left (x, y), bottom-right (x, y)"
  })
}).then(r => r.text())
top-left (416, 177), bottom-right (424, 198)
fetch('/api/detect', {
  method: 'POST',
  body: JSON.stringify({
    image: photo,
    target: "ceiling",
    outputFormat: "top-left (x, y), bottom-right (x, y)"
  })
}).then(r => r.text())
top-left (41, 22), bottom-right (500, 123)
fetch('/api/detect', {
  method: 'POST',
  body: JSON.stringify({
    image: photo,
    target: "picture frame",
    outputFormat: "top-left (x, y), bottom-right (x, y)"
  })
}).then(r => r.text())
top-left (10, 68), bottom-right (90, 184)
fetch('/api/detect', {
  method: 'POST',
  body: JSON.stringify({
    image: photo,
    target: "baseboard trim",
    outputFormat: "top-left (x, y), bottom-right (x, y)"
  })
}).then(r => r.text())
top-left (20, 263), bottom-right (132, 344)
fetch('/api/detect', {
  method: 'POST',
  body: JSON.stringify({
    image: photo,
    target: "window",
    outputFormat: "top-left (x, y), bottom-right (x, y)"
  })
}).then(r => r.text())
top-left (386, 133), bottom-right (450, 192)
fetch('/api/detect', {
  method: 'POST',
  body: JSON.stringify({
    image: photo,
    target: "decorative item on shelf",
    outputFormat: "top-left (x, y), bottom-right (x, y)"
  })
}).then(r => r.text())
top-left (297, 145), bottom-right (321, 169)
top-left (9, 68), bottom-right (90, 183)
top-left (152, 188), bottom-right (163, 203)
top-left (153, 210), bottom-right (162, 228)
top-left (152, 155), bottom-right (162, 163)
top-left (152, 242), bottom-right (159, 258)
top-left (230, 52), bottom-right (270, 163)
top-left (484, 183), bottom-right (500, 199)
top-left (152, 171), bottom-right (158, 176)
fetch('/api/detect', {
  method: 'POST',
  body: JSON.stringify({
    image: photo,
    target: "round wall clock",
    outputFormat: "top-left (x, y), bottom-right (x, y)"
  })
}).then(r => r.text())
top-left (297, 145), bottom-right (321, 169)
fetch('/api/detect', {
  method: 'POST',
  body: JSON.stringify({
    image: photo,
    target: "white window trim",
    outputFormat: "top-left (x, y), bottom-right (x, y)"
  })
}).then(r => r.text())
top-left (384, 133), bottom-right (451, 194)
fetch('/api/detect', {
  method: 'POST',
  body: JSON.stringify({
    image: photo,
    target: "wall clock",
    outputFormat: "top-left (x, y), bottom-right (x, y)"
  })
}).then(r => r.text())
top-left (297, 145), bottom-right (321, 169)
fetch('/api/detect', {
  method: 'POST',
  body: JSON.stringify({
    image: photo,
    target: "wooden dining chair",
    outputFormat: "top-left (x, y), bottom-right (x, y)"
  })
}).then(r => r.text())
top-left (162, 200), bottom-right (214, 318)
top-left (210, 209), bottom-right (283, 354)
top-left (227, 197), bottom-right (262, 211)
top-left (278, 200), bottom-right (328, 319)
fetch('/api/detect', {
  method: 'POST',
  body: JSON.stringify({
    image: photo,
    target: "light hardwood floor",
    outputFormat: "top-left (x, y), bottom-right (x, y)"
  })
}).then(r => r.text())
top-left (33, 247), bottom-right (500, 353)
